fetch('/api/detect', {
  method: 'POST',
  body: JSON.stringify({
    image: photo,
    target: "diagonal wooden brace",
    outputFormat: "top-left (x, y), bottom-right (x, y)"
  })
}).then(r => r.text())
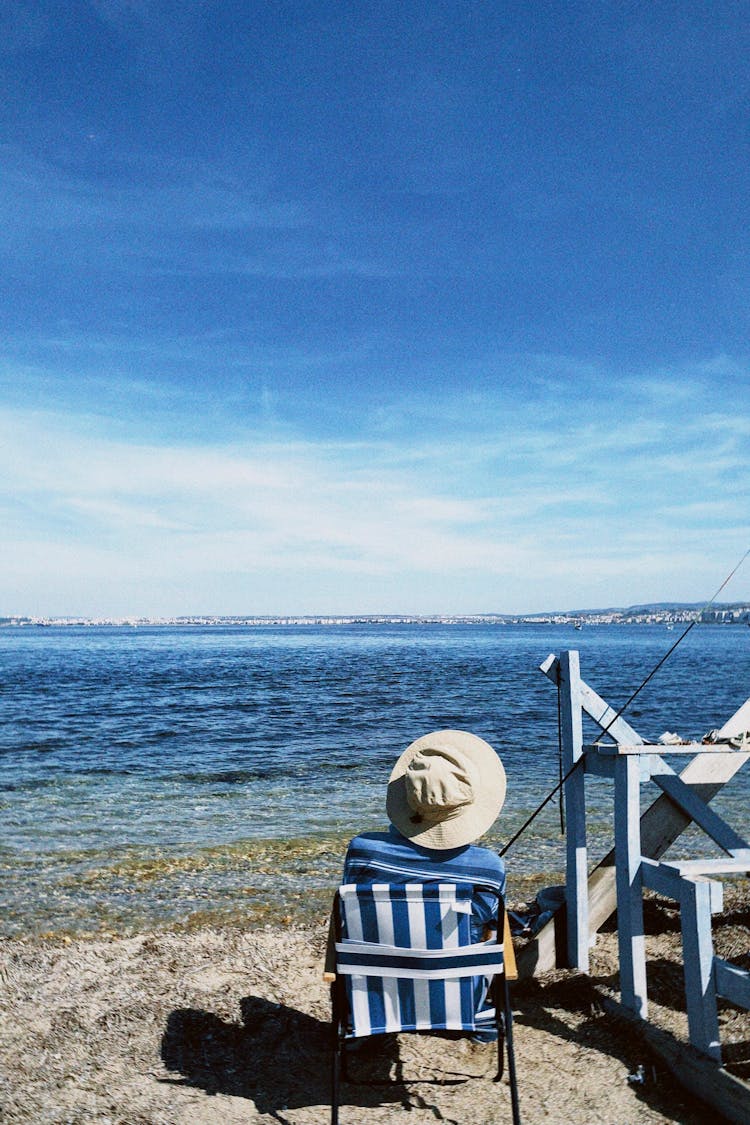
top-left (518, 655), bottom-right (750, 978)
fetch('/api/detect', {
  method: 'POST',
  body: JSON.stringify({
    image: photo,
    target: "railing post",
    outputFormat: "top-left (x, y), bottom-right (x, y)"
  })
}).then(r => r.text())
top-left (681, 878), bottom-right (721, 1059)
top-left (614, 754), bottom-right (647, 1017)
top-left (558, 650), bottom-right (589, 971)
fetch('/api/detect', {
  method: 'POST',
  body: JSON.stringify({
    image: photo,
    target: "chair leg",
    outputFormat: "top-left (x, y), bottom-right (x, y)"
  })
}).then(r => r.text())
top-left (495, 1016), bottom-right (506, 1079)
top-left (492, 976), bottom-right (505, 1081)
top-left (331, 1035), bottom-right (340, 1125)
top-left (503, 977), bottom-right (522, 1125)
top-left (330, 981), bottom-right (344, 1125)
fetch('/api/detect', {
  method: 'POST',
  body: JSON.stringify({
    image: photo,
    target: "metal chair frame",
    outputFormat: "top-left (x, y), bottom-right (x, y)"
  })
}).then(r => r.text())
top-left (329, 882), bottom-right (521, 1125)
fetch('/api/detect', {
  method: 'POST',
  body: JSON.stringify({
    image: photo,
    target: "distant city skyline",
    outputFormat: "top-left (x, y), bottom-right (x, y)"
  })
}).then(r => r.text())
top-left (5, 599), bottom-right (750, 629)
top-left (2, 4), bottom-right (749, 617)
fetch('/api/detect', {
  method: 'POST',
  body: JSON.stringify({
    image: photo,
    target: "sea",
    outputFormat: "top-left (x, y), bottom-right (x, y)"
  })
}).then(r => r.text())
top-left (2, 623), bottom-right (749, 939)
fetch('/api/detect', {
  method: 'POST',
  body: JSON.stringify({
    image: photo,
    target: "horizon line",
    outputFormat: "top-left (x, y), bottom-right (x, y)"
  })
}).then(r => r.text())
top-left (4, 601), bottom-right (750, 627)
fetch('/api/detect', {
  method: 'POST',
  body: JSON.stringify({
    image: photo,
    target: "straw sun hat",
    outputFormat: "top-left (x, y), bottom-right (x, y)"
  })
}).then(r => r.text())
top-left (386, 729), bottom-right (506, 850)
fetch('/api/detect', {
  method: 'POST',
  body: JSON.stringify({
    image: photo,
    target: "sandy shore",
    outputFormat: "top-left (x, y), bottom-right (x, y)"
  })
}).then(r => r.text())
top-left (2, 886), bottom-right (748, 1124)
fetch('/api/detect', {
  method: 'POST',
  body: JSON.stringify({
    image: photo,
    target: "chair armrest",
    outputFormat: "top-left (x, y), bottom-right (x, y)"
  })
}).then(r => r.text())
top-left (323, 905), bottom-right (338, 981)
top-left (503, 910), bottom-right (518, 981)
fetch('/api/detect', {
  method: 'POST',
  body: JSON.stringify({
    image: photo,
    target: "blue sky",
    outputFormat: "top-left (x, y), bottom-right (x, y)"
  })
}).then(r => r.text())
top-left (2, 1), bottom-right (749, 616)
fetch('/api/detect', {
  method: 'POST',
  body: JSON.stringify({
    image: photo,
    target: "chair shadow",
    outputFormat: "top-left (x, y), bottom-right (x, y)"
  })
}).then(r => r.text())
top-left (160, 995), bottom-right (417, 1121)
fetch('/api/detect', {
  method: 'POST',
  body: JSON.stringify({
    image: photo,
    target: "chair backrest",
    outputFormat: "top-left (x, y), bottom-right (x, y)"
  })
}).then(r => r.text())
top-left (334, 881), bottom-right (504, 1038)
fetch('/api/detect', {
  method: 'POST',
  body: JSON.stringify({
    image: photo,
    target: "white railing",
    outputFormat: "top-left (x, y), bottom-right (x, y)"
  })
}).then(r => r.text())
top-left (543, 651), bottom-right (750, 1062)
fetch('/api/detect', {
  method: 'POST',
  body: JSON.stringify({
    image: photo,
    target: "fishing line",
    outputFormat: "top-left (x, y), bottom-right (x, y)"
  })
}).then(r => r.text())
top-left (556, 669), bottom-right (565, 833)
top-left (597, 544), bottom-right (750, 741)
top-left (499, 759), bottom-right (581, 857)
top-left (500, 544), bottom-right (750, 858)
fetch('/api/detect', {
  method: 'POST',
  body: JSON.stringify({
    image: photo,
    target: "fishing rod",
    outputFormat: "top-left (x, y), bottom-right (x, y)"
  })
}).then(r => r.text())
top-left (500, 544), bottom-right (750, 858)
top-left (596, 544), bottom-right (750, 741)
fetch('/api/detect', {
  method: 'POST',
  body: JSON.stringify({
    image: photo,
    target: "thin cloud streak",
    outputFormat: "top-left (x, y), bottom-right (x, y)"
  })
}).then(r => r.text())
top-left (2, 386), bottom-right (748, 616)
top-left (0, 143), bottom-right (392, 285)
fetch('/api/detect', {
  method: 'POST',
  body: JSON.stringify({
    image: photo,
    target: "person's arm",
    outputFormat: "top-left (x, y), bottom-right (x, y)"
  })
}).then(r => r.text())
top-left (472, 849), bottom-right (506, 937)
top-left (341, 843), bottom-right (354, 884)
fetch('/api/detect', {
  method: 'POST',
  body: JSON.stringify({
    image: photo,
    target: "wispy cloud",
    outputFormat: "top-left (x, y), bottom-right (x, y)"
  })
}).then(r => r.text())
top-left (0, 142), bottom-right (393, 283)
top-left (0, 144), bottom-right (305, 235)
top-left (1, 359), bottom-right (748, 617)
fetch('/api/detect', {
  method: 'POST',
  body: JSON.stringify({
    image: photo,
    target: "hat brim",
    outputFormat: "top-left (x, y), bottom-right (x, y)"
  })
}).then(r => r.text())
top-left (386, 729), bottom-right (506, 850)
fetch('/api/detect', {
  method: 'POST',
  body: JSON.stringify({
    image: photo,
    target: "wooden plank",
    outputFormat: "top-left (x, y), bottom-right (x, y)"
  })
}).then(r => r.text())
top-left (558, 650), bottom-right (589, 972)
top-left (518, 715), bottom-right (750, 978)
top-left (718, 697), bottom-right (750, 737)
top-left (680, 878), bottom-right (721, 1059)
top-left (661, 857), bottom-right (750, 876)
top-left (583, 752), bottom-right (616, 779)
top-left (651, 773), bottom-right (750, 854)
top-left (641, 754), bottom-right (750, 858)
top-left (641, 858), bottom-right (685, 900)
top-left (592, 743), bottom-right (746, 755)
top-left (525, 904), bottom-right (559, 970)
top-left (519, 665), bottom-right (750, 978)
top-left (715, 958), bottom-right (750, 1010)
top-left (641, 860), bottom-right (724, 913)
top-left (578, 682), bottom-right (644, 744)
top-left (503, 909), bottom-right (518, 981)
top-left (614, 755), bottom-right (647, 1018)
top-left (540, 654), bottom-right (643, 744)
top-left (638, 753), bottom-right (671, 782)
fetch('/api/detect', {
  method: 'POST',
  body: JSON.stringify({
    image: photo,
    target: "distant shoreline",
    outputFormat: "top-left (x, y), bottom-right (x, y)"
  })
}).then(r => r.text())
top-left (3, 603), bottom-right (750, 629)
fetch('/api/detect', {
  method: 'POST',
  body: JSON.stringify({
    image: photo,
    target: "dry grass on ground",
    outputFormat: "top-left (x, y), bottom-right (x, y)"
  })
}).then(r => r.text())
top-left (2, 888), bottom-right (748, 1124)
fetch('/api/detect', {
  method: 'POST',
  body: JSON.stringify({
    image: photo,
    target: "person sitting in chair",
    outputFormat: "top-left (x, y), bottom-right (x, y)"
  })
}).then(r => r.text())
top-left (329, 734), bottom-right (517, 1125)
top-left (343, 728), bottom-right (507, 944)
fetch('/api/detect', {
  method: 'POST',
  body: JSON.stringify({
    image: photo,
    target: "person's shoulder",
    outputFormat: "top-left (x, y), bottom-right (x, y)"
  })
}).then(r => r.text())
top-left (464, 843), bottom-right (505, 873)
top-left (345, 830), bottom-right (392, 852)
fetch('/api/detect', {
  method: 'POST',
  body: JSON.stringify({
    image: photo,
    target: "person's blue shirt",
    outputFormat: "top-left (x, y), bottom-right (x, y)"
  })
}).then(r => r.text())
top-left (342, 825), bottom-right (506, 942)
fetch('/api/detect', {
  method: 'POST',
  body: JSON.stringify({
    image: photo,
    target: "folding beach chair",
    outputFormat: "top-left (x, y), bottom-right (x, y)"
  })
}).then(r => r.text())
top-left (327, 881), bottom-right (521, 1125)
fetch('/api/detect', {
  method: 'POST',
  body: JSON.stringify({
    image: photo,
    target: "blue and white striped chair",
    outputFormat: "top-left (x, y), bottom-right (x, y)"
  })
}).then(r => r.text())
top-left (328, 881), bottom-right (520, 1124)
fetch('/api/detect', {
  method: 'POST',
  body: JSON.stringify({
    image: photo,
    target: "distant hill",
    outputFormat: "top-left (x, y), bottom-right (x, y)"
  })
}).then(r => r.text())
top-left (560, 602), bottom-right (705, 615)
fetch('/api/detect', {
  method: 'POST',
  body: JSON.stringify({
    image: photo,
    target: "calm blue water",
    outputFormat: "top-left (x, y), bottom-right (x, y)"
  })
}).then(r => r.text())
top-left (1, 623), bottom-right (749, 936)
